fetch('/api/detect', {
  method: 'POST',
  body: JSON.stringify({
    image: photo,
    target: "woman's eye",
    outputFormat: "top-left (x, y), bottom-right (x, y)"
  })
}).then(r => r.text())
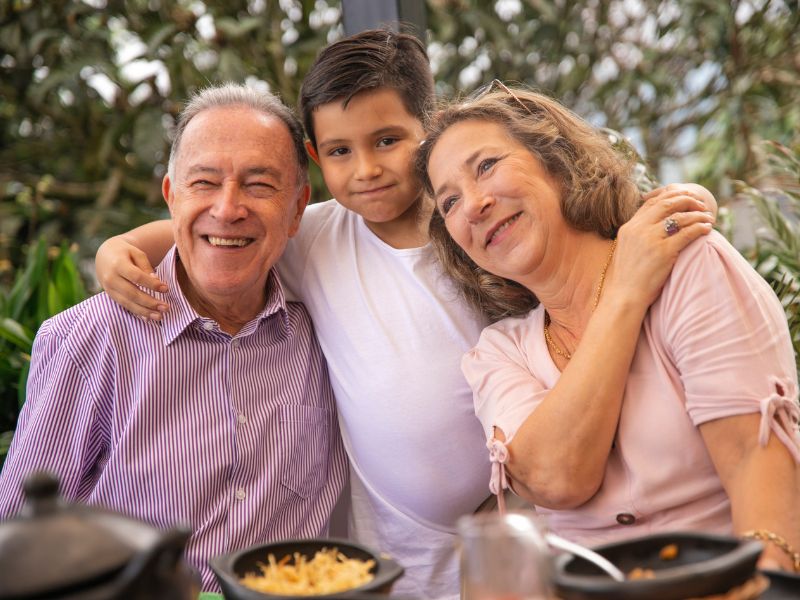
top-left (478, 157), bottom-right (499, 175)
top-left (440, 195), bottom-right (458, 215)
top-left (377, 137), bottom-right (398, 148)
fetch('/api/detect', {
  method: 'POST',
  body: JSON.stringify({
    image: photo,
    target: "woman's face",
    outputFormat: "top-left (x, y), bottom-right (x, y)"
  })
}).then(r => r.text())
top-left (427, 118), bottom-right (566, 283)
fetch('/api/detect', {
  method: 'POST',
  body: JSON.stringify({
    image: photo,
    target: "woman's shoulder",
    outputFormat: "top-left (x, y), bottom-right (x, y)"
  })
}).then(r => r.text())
top-left (472, 307), bottom-right (545, 356)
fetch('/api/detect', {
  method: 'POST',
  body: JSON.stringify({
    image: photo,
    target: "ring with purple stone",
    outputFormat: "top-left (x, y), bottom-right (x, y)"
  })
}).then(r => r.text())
top-left (664, 217), bottom-right (680, 236)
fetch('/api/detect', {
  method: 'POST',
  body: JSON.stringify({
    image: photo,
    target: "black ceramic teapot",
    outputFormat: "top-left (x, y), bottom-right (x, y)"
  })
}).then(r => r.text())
top-left (0, 471), bottom-right (198, 599)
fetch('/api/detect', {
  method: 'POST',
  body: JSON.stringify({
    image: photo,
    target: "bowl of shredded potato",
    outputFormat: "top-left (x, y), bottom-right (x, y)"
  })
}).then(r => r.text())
top-left (210, 538), bottom-right (404, 599)
top-left (554, 532), bottom-right (764, 600)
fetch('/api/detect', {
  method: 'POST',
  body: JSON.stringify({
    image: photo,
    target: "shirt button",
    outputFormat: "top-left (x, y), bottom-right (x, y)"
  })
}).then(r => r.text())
top-left (235, 488), bottom-right (246, 501)
top-left (202, 321), bottom-right (214, 331)
top-left (237, 413), bottom-right (247, 424)
top-left (616, 512), bottom-right (636, 525)
top-left (231, 339), bottom-right (240, 348)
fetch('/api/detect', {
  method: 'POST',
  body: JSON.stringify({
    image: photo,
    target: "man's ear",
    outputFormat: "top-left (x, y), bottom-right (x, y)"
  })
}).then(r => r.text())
top-left (162, 175), bottom-right (174, 214)
top-left (305, 140), bottom-right (320, 166)
top-left (288, 183), bottom-right (311, 238)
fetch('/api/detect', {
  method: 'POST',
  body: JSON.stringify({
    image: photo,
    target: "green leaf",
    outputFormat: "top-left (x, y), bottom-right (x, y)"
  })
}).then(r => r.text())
top-left (0, 318), bottom-right (33, 352)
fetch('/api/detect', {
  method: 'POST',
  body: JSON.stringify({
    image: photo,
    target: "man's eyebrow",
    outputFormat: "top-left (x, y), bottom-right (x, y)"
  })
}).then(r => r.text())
top-left (432, 148), bottom-right (482, 199)
top-left (185, 165), bottom-right (223, 176)
top-left (243, 166), bottom-right (283, 180)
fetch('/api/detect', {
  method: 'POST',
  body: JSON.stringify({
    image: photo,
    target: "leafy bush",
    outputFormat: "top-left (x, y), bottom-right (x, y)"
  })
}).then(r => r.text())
top-left (735, 141), bottom-right (800, 375)
top-left (0, 238), bottom-right (87, 463)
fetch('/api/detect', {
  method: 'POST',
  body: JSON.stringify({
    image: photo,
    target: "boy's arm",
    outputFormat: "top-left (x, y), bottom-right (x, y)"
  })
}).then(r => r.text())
top-left (95, 220), bottom-right (174, 320)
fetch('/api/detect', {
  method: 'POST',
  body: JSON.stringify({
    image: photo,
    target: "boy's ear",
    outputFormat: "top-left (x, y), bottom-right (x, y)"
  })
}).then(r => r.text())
top-left (305, 140), bottom-right (320, 166)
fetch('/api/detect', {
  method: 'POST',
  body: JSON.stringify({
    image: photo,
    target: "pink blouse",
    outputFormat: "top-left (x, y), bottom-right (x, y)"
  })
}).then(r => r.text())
top-left (463, 231), bottom-right (800, 547)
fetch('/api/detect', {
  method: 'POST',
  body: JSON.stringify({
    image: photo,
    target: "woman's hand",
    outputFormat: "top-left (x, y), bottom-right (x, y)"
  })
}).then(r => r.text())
top-left (95, 236), bottom-right (170, 320)
top-left (607, 186), bottom-right (715, 309)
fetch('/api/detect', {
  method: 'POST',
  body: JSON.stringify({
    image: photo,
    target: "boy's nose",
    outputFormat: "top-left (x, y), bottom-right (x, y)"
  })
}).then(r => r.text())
top-left (355, 156), bottom-right (382, 180)
top-left (209, 183), bottom-right (247, 221)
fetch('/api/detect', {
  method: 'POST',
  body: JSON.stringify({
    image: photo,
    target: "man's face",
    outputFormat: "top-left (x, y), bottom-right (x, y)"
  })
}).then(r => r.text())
top-left (163, 105), bottom-right (309, 307)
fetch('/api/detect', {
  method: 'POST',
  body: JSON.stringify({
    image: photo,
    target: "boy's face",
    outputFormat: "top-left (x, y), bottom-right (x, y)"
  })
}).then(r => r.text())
top-left (312, 88), bottom-right (425, 230)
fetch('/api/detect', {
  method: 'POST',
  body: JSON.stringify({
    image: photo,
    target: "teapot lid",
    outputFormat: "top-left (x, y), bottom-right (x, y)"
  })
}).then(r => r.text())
top-left (0, 472), bottom-right (137, 597)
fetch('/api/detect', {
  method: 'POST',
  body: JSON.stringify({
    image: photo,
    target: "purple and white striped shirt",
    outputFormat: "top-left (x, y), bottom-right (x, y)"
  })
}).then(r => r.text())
top-left (0, 247), bottom-right (347, 591)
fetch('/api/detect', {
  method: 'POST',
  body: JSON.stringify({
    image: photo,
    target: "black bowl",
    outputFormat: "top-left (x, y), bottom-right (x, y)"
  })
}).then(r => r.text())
top-left (209, 538), bottom-right (404, 600)
top-left (761, 569), bottom-right (800, 600)
top-left (554, 531), bottom-right (763, 600)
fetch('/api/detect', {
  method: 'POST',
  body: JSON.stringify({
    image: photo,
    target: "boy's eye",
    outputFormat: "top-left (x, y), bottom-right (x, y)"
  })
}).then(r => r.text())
top-left (377, 137), bottom-right (399, 148)
top-left (478, 157), bottom-right (499, 175)
top-left (440, 195), bottom-right (458, 215)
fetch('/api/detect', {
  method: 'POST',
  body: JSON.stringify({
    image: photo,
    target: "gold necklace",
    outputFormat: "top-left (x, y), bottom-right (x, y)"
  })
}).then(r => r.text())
top-left (544, 238), bottom-right (617, 360)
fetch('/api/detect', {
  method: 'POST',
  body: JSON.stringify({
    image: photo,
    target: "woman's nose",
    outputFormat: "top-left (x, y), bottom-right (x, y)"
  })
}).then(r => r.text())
top-left (464, 190), bottom-right (495, 223)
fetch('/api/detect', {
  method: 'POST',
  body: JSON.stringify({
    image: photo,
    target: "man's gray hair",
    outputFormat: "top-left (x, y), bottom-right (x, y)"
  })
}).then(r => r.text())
top-left (166, 83), bottom-right (309, 187)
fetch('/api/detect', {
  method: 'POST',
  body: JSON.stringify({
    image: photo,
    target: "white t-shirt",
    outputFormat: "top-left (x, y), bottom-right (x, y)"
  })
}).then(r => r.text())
top-left (277, 200), bottom-right (491, 599)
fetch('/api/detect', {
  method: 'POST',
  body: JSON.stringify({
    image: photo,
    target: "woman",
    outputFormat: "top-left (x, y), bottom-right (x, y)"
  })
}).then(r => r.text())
top-left (415, 85), bottom-right (800, 572)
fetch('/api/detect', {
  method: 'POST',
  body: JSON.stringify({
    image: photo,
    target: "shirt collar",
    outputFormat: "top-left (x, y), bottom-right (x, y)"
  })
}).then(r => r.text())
top-left (156, 246), bottom-right (290, 345)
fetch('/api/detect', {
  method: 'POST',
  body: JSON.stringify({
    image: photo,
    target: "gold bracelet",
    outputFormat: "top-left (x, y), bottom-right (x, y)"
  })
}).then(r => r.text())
top-left (742, 529), bottom-right (800, 572)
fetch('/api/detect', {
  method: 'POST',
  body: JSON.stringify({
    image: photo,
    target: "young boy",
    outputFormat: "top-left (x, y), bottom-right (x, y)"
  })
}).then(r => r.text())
top-left (95, 29), bottom-right (717, 598)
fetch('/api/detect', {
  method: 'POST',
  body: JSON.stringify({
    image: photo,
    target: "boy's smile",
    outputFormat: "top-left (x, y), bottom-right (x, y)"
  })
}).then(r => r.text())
top-left (312, 88), bottom-right (426, 246)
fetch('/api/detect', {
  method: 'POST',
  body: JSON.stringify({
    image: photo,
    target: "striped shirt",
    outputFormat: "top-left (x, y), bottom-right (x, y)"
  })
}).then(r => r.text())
top-left (0, 247), bottom-right (347, 592)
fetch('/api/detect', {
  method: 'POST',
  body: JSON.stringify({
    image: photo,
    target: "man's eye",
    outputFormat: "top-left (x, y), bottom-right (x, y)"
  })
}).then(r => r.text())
top-left (191, 179), bottom-right (217, 188)
top-left (478, 157), bottom-right (499, 175)
top-left (440, 195), bottom-right (458, 215)
top-left (377, 137), bottom-right (398, 148)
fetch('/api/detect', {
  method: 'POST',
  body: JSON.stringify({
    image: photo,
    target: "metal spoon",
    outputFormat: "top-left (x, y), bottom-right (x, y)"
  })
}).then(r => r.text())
top-left (545, 532), bottom-right (626, 582)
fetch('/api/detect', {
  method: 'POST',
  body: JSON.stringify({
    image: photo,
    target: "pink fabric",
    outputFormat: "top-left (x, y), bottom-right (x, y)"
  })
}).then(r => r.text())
top-left (463, 231), bottom-right (800, 547)
top-left (487, 438), bottom-right (509, 513)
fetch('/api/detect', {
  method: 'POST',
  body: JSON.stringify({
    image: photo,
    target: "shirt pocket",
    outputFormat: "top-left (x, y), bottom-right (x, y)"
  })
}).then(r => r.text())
top-left (278, 404), bottom-right (332, 499)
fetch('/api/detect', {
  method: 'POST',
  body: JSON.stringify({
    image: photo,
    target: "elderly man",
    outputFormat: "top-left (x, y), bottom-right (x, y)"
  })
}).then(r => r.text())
top-left (0, 84), bottom-right (347, 591)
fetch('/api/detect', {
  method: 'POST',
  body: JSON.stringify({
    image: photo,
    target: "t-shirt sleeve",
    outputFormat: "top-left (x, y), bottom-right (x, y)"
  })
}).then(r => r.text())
top-left (657, 232), bottom-right (800, 458)
top-left (276, 201), bottom-right (332, 302)
top-left (461, 317), bottom-right (549, 443)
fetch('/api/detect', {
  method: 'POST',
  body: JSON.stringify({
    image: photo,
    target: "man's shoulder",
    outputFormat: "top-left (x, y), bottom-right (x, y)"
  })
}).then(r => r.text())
top-left (39, 292), bottom-right (134, 342)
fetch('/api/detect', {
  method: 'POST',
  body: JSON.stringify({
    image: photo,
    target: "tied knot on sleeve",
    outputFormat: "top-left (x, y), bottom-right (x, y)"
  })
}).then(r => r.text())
top-left (487, 437), bottom-right (509, 513)
top-left (759, 377), bottom-right (800, 463)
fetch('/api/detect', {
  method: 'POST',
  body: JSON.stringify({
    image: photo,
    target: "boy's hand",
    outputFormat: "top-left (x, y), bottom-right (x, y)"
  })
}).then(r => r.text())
top-left (95, 237), bottom-right (170, 321)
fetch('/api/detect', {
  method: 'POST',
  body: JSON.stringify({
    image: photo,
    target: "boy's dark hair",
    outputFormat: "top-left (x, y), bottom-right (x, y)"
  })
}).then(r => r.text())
top-left (299, 28), bottom-right (434, 149)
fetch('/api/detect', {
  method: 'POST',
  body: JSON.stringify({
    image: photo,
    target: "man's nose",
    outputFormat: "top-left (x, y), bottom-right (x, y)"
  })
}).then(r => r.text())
top-left (209, 182), bottom-right (247, 221)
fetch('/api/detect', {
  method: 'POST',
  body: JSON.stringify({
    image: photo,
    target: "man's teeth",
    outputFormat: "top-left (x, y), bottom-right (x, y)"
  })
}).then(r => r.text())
top-left (489, 214), bottom-right (521, 244)
top-left (207, 236), bottom-right (250, 247)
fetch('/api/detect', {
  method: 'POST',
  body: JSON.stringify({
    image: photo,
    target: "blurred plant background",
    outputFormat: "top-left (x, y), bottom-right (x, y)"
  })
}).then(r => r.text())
top-left (1, 0), bottom-right (798, 459)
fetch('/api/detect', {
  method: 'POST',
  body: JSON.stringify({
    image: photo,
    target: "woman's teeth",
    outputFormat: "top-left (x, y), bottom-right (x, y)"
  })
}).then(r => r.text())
top-left (488, 214), bottom-right (521, 245)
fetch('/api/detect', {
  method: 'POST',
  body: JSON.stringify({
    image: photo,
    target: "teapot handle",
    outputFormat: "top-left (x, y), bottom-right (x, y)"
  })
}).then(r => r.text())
top-left (111, 527), bottom-right (194, 599)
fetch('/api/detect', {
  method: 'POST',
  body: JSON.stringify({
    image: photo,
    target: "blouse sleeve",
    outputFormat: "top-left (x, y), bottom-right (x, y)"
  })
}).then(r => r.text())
top-left (656, 231), bottom-right (800, 461)
top-left (461, 314), bottom-right (550, 444)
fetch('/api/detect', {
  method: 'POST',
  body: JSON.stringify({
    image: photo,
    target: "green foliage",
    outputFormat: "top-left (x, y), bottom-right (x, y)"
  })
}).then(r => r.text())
top-left (0, 237), bottom-right (87, 462)
top-left (735, 140), bottom-right (800, 373)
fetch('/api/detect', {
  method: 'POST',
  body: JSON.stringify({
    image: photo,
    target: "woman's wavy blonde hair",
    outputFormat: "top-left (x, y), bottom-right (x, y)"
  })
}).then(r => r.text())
top-left (415, 87), bottom-right (642, 323)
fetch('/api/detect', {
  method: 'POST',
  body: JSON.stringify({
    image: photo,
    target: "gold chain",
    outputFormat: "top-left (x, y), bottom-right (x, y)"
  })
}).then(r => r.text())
top-left (544, 238), bottom-right (618, 361)
top-left (742, 529), bottom-right (800, 572)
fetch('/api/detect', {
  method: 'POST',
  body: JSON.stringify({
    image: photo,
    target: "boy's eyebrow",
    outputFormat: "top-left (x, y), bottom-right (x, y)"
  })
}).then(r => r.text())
top-left (432, 148), bottom-right (482, 199)
top-left (317, 125), bottom-right (414, 150)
